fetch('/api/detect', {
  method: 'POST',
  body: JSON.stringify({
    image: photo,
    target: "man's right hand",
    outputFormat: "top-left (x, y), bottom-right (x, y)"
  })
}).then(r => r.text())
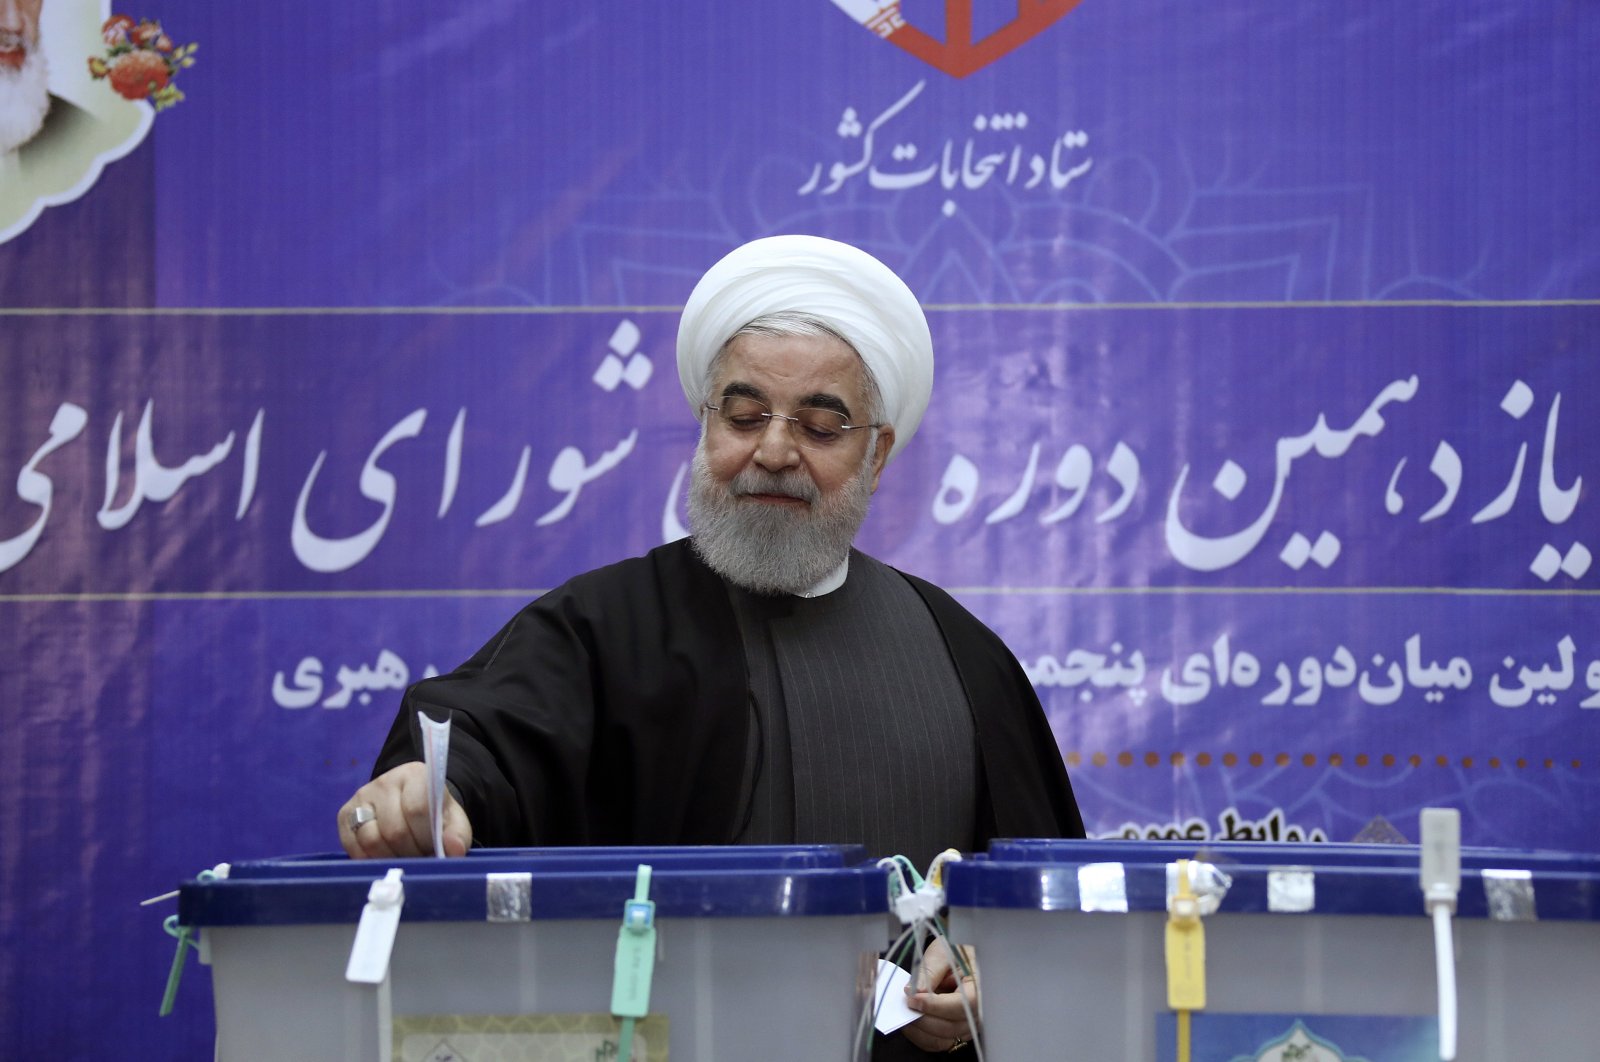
top-left (338, 762), bottom-right (474, 859)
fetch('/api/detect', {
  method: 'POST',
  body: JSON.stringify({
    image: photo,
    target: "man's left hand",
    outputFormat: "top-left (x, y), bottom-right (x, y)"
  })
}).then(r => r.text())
top-left (901, 937), bottom-right (979, 1054)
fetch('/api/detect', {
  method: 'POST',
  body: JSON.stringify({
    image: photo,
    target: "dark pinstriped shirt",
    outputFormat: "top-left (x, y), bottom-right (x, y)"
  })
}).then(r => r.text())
top-left (727, 551), bottom-right (979, 869)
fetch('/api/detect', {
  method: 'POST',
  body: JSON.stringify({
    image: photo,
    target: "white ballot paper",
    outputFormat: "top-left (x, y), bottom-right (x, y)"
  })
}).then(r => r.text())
top-left (419, 711), bottom-right (451, 858)
top-left (872, 958), bottom-right (920, 1034)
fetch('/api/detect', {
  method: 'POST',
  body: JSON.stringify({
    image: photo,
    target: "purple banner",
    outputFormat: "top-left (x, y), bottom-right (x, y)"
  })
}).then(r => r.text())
top-left (3, 0), bottom-right (1597, 1057)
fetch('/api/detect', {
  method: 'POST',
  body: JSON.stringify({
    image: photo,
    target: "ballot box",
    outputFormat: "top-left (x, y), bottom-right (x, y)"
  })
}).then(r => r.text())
top-left (180, 846), bottom-right (888, 1061)
top-left (945, 839), bottom-right (1600, 1061)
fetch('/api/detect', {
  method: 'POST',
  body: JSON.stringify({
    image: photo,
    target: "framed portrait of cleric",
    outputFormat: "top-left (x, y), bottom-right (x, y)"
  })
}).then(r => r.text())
top-left (0, 0), bottom-right (154, 244)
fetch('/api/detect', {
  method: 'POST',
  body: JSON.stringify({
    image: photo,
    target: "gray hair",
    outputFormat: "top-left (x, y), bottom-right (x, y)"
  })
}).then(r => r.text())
top-left (706, 311), bottom-right (886, 425)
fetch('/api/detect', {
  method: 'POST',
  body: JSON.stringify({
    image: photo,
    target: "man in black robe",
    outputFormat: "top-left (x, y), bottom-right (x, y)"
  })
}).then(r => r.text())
top-left (340, 235), bottom-right (1084, 1056)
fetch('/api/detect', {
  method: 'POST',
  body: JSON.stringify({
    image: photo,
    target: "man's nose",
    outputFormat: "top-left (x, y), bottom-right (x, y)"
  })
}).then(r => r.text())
top-left (751, 415), bottom-right (801, 471)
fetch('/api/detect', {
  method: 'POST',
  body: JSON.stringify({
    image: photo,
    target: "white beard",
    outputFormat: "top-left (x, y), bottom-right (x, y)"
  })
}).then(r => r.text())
top-left (0, 47), bottom-right (49, 156)
top-left (687, 436), bottom-right (877, 596)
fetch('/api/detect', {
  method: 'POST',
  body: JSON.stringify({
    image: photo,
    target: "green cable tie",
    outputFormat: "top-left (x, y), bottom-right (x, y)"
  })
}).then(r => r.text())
top-left (617, 1016), bottom-right (637, 1062)
top-left (158, 866), bottom-right (220, 1017)
top-left (609, 864), bottom-right (656, 1060)
top-left (159, 915), bottom-right (199, 1017)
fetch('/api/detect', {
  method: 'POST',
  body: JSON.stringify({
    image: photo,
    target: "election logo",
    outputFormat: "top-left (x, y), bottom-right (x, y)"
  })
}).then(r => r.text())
top-left (830, 0), bottom-right (1086, 78)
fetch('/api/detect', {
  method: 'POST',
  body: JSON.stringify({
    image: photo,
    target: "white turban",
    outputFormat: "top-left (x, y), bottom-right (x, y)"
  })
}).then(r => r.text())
top-left (676, 235), bottom-right (933, 461)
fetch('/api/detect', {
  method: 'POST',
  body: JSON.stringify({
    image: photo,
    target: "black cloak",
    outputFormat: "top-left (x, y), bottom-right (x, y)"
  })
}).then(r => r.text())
top-left (375, 539), bottom-right (1083, 847)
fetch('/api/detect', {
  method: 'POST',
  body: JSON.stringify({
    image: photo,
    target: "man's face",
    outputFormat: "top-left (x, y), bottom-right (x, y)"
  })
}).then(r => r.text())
top-left (0, 0), bottom-right (43, 72)
top-left (687, 330), bottom-right (897, 595)
top-left (700, 330), bottom-right (893, 502)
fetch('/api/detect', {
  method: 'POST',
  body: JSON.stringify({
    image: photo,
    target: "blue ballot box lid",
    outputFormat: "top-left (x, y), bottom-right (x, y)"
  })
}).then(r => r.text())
top-left (226, 843), bottom-right (870, 879)
top-left (180, 846), bottom-right (889, 927)
top-left (985, 837), bottom-right (1600, 873)
top-left (946, 839), bottom-right (1600, 921)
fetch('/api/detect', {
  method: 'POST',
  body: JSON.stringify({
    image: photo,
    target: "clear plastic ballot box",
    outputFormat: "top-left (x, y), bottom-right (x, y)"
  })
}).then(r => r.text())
top-left (944, 839), bottom-right (1600, 1061)
top-left (179, 846), bottom-right (889, 1061)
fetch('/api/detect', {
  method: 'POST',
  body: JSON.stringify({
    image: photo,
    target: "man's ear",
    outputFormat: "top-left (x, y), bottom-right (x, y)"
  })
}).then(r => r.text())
top-left (868, 425), bottom-right (896, 493)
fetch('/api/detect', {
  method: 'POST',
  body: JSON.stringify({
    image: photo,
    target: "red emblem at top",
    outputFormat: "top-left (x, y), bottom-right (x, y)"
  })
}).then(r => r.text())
top-left (832, 0), bottom-right (1085, 78)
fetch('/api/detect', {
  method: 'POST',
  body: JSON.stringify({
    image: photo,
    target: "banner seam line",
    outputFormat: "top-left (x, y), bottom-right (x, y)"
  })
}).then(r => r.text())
top-left (2, 299), bottom-right (1597, 316)
top-left (2, 586), bottom-right (1596, 603)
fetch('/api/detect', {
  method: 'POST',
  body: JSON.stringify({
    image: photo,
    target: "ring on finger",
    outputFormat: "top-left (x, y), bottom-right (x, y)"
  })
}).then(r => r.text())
top-left (348, 804), bottom-right (377, 831)
top-left (946, 1037), bottom-right (968, 1053)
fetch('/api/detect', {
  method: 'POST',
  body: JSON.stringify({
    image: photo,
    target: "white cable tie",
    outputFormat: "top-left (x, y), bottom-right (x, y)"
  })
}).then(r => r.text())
top-left (368, 870), bottom-right (404, 907)
top-left (143, 862), bottom-right (232, 906)
top-left (891, 882), bottom-right (944, 926)
top-left (1432, 903), bottom-right (1458, 1061)
top-left (1420, 808), bottom-right (1461, 913)
top-left (1419, 809), bottom-right (1460, 1062)
top-left (346, 868), bottom-right (406, 984)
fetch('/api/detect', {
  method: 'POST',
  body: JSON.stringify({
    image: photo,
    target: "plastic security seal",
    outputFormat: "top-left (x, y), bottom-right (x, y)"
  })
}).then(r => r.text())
top-left (1420, 808), bottom-right (1461, 914)
top-left (1165, 859), bottom-right (1207, 1011)
top-left (1419, 808), bottom-right (1461, 1062)
top-left (346, 868), bottom-right (405, 984)
top-left (610, 865), bottom-right (658, 1062)
top-left (1165, 860), bottom-right (1231, 916)
top-left (157, 863), bottom-right (229, 1017)
top-left (611, 865), bottom-right (657, 1018)
top-left (892, 882), bottom-right (945, 925)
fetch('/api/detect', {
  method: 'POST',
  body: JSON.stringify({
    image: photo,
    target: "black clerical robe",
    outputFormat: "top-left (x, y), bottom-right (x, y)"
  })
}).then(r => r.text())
top-left (375, 538), bottom-right (1083, 848)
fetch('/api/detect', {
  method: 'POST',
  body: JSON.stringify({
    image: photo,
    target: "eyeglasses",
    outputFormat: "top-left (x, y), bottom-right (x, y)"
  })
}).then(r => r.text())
top-left (704, 396), bottom-right (878, 449)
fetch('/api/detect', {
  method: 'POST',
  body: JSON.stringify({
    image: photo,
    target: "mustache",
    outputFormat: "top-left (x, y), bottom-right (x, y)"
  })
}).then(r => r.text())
top-left (0, 32), bottom-right (32, 52)
top-left (731, 468), bottom-right (819, 504)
